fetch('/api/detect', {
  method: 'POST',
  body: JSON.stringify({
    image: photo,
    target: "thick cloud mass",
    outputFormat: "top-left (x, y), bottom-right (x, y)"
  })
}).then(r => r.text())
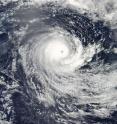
top-left (0, 1), bottom-right (117, 124)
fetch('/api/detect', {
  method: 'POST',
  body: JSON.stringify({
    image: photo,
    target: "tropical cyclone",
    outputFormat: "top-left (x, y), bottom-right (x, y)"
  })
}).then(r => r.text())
top-left (0, 1), bottom-right (117, 124)
top-left (20, 27), bottom-right (100, 74)
top-left (17, 4), bottom-right (117, 124)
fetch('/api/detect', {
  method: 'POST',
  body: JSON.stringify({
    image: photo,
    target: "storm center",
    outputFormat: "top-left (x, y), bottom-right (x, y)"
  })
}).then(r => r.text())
top-left (45, 40), bottom-right (69, 61)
